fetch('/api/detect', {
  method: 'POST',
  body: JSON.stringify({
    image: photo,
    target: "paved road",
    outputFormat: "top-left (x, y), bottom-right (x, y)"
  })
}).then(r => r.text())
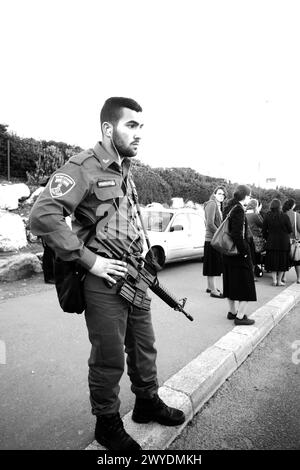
top-left (0, 260), bottom-right (297, 450)
top-left (169, 304), bottom-right (300, 450)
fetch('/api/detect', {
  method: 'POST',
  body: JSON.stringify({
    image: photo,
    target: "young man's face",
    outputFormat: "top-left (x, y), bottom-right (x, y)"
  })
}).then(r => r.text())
top-left (112, 107), bottom-right (144, 158)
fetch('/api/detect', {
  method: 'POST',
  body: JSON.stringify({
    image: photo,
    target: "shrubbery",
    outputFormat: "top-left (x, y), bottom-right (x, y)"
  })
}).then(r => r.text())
top-left (1, 123), bottom-right (299, 209)
top-left (0, 125), bottom-right (82, 183)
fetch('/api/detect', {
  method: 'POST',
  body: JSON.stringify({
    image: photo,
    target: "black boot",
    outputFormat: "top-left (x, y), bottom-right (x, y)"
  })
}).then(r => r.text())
top-left (95, 413), bottom-right (141, 451)
top-left (132, 394), bottom-right (185, 426)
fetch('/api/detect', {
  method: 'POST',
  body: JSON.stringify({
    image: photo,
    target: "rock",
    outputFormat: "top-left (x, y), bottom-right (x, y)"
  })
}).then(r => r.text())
top-left (0, 253), bottom-right (42, 281)
top-left (35, 252), bottom-right (44, 261)
top-left (13, 183), bottom-right (31, 200)
top-left (0, 186), bottom-right (19, 210)
top-left (0, 183), bottom-right (30, 210)
top-left (23, 186), bottom-right (44, 205)
top-left (26, 231), bottom-right (39, 243)
top-left (0, 210), bottom-right (28, 251)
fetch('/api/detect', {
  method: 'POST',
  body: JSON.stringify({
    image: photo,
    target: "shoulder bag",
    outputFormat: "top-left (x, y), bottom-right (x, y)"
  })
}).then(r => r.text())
top-left (290, 212), bottom-right (300, 262)
top-left (54, 201), bottom-right (120, 314)
top-left (54, 220), bottom-right (102, 314)
top-left (211, 205), bottom-right (240, 256)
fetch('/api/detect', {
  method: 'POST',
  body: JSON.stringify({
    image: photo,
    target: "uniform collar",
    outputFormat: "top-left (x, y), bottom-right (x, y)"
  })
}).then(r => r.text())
top-left (93, 142), bottom-right (131, 174)
top-left (93, 142), bottom-right (116, 170)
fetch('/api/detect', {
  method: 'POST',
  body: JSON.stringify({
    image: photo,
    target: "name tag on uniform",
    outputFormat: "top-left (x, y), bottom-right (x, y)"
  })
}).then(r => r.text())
top-left (97, 180), bottom-right (116, 188)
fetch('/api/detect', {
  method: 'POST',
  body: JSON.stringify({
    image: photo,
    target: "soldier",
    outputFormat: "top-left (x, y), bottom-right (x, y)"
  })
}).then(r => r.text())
top-left (29, 97), bottom-right (185, 451)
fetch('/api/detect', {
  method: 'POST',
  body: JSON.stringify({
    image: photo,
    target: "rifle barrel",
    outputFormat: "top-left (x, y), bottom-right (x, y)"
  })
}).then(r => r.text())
top-left (150, 280), bottom-right (194, 321)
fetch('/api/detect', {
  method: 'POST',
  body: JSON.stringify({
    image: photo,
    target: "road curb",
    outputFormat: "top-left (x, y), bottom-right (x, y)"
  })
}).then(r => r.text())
top-left (85, 282), bottom-right (300, 451)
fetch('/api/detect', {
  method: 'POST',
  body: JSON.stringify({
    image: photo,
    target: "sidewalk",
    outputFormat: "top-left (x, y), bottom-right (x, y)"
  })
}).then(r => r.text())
top-left (169, 303), bottom-right (300, 450)
top-left (86, 282), bottom-right (300, 451)
top-left (0, 263), bottom-right (299, 450)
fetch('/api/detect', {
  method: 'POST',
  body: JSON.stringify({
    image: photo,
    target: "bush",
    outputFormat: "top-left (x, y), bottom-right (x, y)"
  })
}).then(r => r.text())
top-left (2, 123), bottom-right (300, 209)
top-left (26, 145), bottom-right (65, 185)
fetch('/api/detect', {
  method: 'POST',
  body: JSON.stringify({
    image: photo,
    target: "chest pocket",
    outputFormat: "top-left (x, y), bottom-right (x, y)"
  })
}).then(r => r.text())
top-left (93, 178), bottom-right (124, 201)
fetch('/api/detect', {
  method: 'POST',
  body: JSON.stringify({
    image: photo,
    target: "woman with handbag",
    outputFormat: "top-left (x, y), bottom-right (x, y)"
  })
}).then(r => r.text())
top-left (203, 186), bottom-right (226, 298)
top-left (262, 199), bottom-right (292, 286)
top-left (282, 199), bottom-right (300, 284)
top-left (222, 185), bottom-right (256, 326)
top-left (245, 199), bottom-right (265, 280)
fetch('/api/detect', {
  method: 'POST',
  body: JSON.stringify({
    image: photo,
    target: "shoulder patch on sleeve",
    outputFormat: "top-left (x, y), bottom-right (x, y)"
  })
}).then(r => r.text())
top-left (50, 173), bottom-right (75, 198)
top-left (69, 149), bottom-right (94, 166)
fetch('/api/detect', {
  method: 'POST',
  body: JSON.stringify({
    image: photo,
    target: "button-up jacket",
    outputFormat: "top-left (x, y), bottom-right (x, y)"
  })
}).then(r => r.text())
top-left (29, 142), bottom-right (144, 269)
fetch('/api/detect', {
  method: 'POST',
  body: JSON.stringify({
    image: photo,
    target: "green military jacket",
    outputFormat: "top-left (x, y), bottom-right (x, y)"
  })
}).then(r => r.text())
top-left (29, 142), bottom-right (144, 270)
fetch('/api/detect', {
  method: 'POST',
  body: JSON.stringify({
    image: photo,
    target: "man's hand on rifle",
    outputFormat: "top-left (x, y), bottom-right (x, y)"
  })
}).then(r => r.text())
top-left (89, 255), bottom-right (128, 284)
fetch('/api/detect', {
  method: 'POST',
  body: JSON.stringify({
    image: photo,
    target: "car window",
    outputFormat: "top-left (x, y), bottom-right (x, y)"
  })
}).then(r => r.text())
top-left (188, 213), bottom-right (205, 233)
top-left (142, 211), bottom-right (173, 232)
top-left (170, 213), bottom-right (190, 231)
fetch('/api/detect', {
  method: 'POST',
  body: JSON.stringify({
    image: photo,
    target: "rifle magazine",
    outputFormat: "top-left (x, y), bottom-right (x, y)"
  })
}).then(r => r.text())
top-left (119, 283), bottom-right (151, 311)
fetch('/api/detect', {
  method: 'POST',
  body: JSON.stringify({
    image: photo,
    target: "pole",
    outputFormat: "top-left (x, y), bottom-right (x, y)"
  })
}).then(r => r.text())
top-left (7, 139), bottom-right (10, 181)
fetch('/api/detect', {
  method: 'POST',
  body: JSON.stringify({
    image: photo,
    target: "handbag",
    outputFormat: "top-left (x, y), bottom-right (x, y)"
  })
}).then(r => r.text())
top-left (290, 212), bottom-right (300, 262)
top-left (54, 259), bottom-right (87, 313)
top-left (53, 216), bottom-right (99, 314)
top-left (211, 205), bottom-right (239, 256)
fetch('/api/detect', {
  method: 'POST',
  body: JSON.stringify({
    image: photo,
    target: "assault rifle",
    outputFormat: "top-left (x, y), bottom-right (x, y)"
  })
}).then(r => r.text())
top-left (97, 238), bottom-right (194, 322)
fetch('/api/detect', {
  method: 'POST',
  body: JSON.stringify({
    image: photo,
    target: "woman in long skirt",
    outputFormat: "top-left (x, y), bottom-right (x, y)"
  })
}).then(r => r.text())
top-left (222, 185), bottom-right (257, 326)
top-left (203, 186), bottom-right (226, 298)
top-left (262, 199), bottom-right (292, 286)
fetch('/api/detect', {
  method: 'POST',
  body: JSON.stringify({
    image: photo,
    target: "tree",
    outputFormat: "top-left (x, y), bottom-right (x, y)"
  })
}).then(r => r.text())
top-left (0, 124), bottom-right (9, 176)
top-left (8, 135), bottom-right (39, 178)
top-left (0, 123), bottom-right (9, 137)
top-left (2, 123), bottom-right (300, 209)
top-left (131, 160), bottom-right (172, 205)
top-left (26, 144), bottom-right (65, 185)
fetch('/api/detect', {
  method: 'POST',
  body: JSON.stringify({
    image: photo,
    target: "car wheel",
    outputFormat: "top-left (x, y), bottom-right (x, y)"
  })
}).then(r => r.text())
top-left (146, 246), bottom-right (165, 270)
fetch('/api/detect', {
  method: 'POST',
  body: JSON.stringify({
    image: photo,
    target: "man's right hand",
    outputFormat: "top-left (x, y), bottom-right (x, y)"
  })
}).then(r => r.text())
top-left (89, 255), bottom-right (128, 284)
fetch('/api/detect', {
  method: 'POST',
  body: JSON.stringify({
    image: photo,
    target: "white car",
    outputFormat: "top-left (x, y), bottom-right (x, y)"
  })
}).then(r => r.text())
top-left (141, 207), bottom-right (205, 268)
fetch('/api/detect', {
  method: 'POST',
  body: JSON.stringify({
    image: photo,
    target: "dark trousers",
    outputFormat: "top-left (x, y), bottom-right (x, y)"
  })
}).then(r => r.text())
top-left (84, 273), bottom-right (158, 416)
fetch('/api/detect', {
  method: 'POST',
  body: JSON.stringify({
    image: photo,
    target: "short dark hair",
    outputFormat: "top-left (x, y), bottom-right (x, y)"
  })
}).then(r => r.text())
top-left (282, 198), bottom-right (296, 212)
top-left (100, 97), bottom-right (143, 125)
top-left (270, 198), bottom-right (282, 213)
top-left (233, 185), bottom-right (251, 201)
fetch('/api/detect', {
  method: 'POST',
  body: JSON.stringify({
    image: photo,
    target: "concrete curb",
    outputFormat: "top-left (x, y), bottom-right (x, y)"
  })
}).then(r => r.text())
top-left (85, 282), bottom-right (300, 451)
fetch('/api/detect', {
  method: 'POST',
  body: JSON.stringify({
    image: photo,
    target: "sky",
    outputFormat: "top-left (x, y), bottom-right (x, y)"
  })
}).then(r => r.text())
top-left (1, 0), bottom-right (300, 189)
